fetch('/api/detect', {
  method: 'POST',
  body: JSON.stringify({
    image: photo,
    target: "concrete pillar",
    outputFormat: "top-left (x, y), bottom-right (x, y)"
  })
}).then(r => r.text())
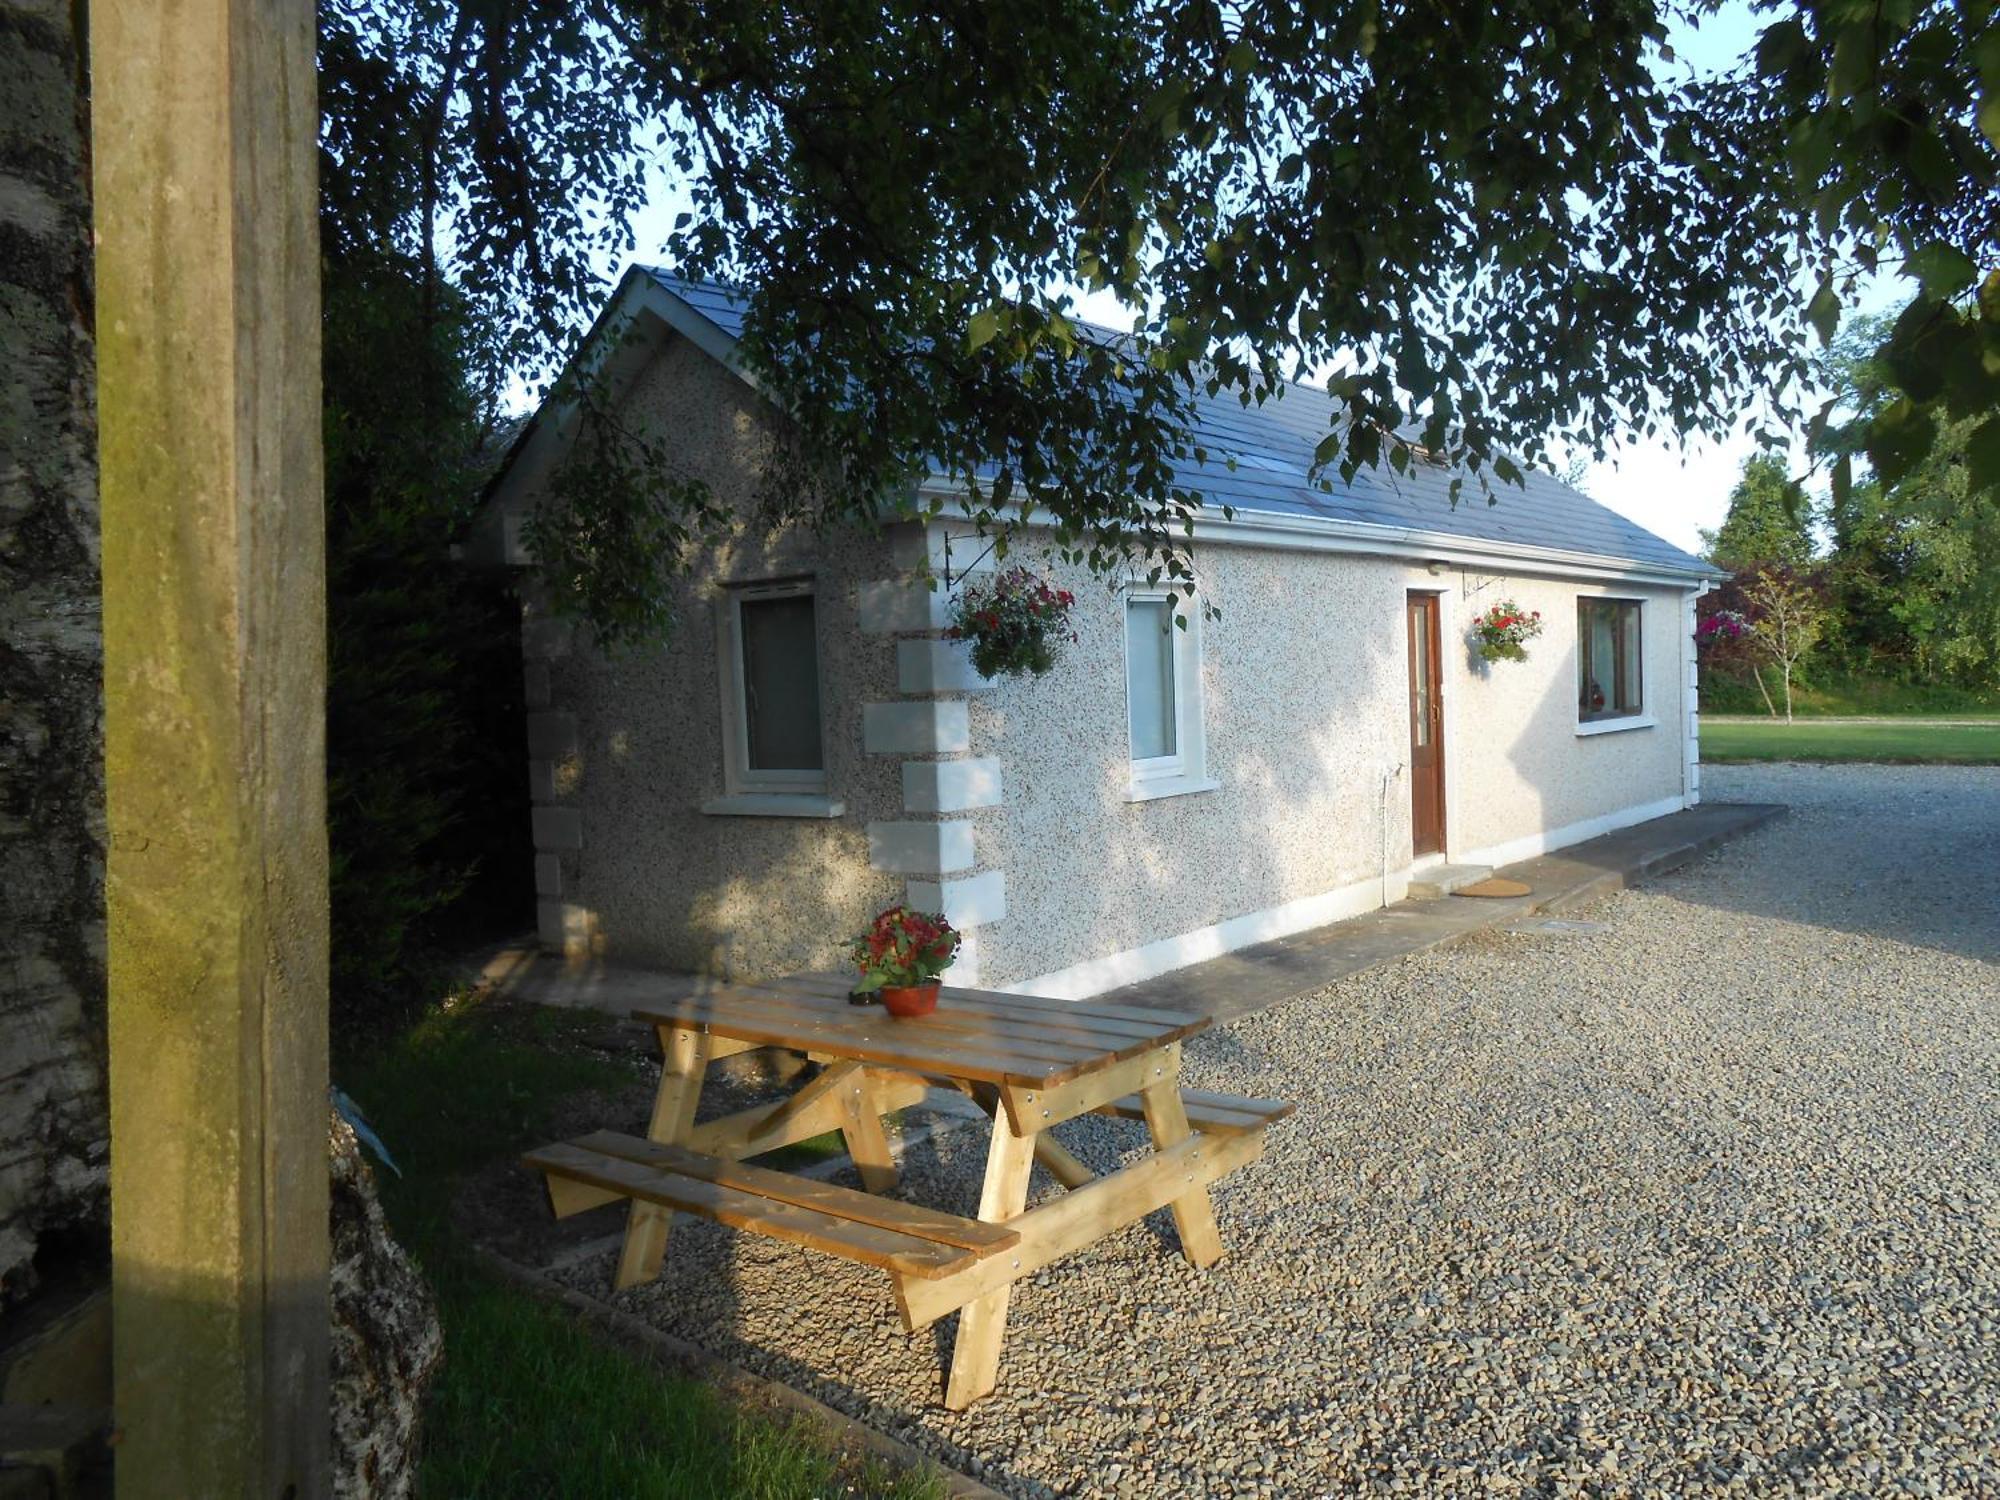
top-left (92, 0), bottom-right (330, 1494)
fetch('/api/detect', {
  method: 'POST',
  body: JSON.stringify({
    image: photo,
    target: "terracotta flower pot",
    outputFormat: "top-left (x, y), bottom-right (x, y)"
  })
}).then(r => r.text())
top-left (880, 982), bottom-right (941, 1018)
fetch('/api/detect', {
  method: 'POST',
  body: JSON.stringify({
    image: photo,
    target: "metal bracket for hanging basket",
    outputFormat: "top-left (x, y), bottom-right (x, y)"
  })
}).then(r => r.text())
top-left (940, 532), bottom-right (998, 589)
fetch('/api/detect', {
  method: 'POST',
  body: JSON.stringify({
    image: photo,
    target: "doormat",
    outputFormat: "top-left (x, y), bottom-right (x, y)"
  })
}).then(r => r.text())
top-left (1454, 877), bottom-right (1532, 898)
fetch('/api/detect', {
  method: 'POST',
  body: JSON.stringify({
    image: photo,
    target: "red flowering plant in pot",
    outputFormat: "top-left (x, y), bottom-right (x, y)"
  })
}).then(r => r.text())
top-left (945, 566), bottom-right (1078, 678)
top-left (849, 904), bottom-right (960, 1017)
top-left (1471, 600), bottom-right (1544, 663)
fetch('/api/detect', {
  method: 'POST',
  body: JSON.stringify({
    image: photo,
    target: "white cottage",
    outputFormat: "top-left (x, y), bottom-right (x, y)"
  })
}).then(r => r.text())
top-left (469, 270), bottom-right (1721, 997)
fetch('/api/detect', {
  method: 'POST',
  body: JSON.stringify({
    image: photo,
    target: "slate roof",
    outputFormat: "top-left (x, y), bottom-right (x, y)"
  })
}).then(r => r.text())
top-left (646, 270), bottom-right (1717, 579)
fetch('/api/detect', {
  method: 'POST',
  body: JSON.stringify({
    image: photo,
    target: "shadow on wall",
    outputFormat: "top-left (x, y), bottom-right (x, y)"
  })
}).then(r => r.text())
top-left (976, 558), bottom-right (1429, 987)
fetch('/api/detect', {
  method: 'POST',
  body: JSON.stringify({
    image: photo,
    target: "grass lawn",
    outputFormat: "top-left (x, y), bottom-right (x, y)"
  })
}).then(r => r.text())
top-left (343, 996), bottom-right (945, 1500)
top-left (1703, 716), bottom-right (2000, 764)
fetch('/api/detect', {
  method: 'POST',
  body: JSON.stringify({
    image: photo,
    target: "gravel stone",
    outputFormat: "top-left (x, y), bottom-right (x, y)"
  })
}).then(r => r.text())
top-left (544, 764), bottom-right (2000, 1497)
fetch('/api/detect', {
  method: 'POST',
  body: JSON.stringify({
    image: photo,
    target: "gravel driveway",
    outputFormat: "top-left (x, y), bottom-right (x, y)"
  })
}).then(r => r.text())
top-left (549, 763), bottom-right (2000, 1497)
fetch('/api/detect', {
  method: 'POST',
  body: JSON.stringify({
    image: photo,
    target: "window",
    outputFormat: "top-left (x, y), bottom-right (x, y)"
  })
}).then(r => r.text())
top-left (1578, 598), bottom-right (1643, 722)
top-left (1124, 591), bottom-right (1212, 799)
top-left (712, 580), bottom-right (832, 810)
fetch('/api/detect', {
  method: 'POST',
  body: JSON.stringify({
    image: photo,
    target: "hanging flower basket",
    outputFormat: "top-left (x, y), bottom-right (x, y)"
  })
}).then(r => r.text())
top-left (1472, 600), bottom-right (1544, 663)
top-left (1694, 608), bottom-right (1749, 646)
top-left (944, 566), bottom-right (1078, 678)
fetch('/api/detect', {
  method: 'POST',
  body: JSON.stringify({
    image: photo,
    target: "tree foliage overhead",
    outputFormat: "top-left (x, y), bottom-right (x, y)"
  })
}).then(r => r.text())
top-left (320, 0), bottom-right (1998, 646)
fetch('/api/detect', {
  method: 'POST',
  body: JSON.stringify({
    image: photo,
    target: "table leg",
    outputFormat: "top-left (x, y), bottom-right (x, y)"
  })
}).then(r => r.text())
top-left (942, 1118), bottom-right (1036, 1409)
top-left (1138, 1080), bottom-right (1224, 1268)
top-left (839, 1067), bottom-right (900, 1193)
top-left (614, 1024), bottom-right (710, 1291)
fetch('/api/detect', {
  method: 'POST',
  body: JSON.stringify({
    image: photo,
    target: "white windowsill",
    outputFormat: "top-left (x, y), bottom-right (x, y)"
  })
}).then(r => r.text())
top-left (1124, 775), bottom-right (1222, 804)
top-left (1575, 715), bottom-right (1657, 738)
top-left (700, 793), bottom-right (846, 818)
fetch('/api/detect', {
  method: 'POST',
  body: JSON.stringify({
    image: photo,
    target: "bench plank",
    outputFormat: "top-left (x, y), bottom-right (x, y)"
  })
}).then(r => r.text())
top-left (573, 1130), bottom-right (1018, 1255)
top-left (530, 1133), bottom-right (1020, 1272)
top-left (1092, 1089), bottom-right (1296, 1134)
top-left (526, 1140), bottom-right (986, 1280)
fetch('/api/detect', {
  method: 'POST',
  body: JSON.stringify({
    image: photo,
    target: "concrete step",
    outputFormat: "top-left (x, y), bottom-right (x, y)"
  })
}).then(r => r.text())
top-left (1406, 863), bottom-right (1494, 899)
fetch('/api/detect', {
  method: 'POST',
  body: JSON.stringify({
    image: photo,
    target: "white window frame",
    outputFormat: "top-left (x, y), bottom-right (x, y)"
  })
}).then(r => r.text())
top-left (1123, 587), bottom-right (1215, 802)
top-left (1576, 595), bottom-right (1653, 736)
top-left (705, 578), bottom-right (840, 816)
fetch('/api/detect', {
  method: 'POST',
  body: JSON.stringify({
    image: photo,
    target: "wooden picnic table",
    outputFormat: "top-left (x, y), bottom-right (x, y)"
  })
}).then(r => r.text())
top-left (524, 971), bottom-right (1290, 1408)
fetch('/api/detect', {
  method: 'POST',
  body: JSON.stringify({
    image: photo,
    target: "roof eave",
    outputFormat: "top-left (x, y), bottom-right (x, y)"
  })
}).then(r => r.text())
top-left (912, 478), bottom-right (1721, 588)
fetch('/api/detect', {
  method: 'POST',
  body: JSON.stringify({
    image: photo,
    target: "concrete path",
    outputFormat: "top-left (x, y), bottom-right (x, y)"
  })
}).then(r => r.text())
top-left (1101, 800), bottom-right (1784, 1023)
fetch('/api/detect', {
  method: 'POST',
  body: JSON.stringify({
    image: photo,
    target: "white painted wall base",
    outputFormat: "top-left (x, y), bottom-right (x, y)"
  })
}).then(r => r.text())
top-left (1004, 792), bottom-right (1692, 1001)
top-left (1004, 869), bottom-right (1392, 1001)
top-left (1450, 793), bottom-right (1688, 874)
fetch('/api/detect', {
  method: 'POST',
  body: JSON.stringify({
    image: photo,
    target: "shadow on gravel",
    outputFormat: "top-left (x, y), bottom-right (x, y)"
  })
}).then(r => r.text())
top-left (1667, 764), bottom-right (2000, 965)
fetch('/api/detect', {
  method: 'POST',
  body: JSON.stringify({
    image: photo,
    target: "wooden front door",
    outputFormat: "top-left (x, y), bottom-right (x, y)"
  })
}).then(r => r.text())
top-left (1406, 592), bottom-right (1446, 856)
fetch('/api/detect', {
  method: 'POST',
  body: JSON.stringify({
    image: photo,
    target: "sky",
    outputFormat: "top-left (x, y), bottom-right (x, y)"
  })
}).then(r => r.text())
top-left (591, 1), bottom-right (1905, 558)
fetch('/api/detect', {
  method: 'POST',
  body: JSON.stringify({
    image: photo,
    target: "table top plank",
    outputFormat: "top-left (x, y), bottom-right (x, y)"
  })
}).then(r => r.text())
top-left (633, 972), bottom-right (1208, 1087)
top-left (644, 987), bottom-right (1114, 1072)
top-left (637, 994), bottom-right (1118, 1087)
top-left (731, 978), bottom-right (1195, 1064)
top-left (775, 972), bottom-right (1206, 1043)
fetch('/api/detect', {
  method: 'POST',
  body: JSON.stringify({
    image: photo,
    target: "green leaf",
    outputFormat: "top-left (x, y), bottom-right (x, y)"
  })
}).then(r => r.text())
top-left (1865, 397), bottom-right (1937, 490)
top-left (1806, 280), bottom-right (1841, 347)
top-left (967, 307), bottom-right (1002, 352)
top-left (1967, 414), bottom-right (2000, 499)
top-left (1904, 244), bottom-right (1984, 302)
top-left (1313, 431), bottom-right (1343, 467)
top-left (1755, 19), bottom-right (1806, 77)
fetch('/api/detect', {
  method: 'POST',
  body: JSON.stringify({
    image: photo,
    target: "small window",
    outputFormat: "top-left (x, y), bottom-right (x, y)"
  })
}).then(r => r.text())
top-left (1125, 591), bottom-right (1209, 796)
top-left (1578, 598), bottom-right (1643, 721)
top-left (723, 580), bottom-right (825, 793)
top-left (1127, 597), bottom-right (1178, 764)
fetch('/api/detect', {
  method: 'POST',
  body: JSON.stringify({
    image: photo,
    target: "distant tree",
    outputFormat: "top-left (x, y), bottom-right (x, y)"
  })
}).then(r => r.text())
top-left (1704, 454), bottom-right (1817, 572)
top-left (1815, 316), bottom-right (2000, 693)
top-left (1742, 565), bottom-right (1829, 721)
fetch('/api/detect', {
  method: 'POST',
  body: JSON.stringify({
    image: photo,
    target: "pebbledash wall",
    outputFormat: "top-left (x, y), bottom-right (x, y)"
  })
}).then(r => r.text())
top-left (963, 541), bottom-right (1695, 995)
top-left (518, 336), bottom-right (904, 975)
top-left (501, 326), bottom-right (1702, 996)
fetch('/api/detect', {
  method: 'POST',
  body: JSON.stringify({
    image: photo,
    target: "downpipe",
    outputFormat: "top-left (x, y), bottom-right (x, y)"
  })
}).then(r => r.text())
top-left (1380, 761), bottom-right (1405, 908)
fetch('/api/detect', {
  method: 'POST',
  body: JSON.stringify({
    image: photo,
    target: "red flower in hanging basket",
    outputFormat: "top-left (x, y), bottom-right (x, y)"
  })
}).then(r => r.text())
top-left (944, 566), bottom-right (1077, 678)
top-left (1471, 598), bottom-right (1544, 664)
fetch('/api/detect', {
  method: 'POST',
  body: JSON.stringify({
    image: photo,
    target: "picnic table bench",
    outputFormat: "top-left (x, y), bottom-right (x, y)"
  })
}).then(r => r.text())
top-left (523, 971), bottom-right (1291, 1408)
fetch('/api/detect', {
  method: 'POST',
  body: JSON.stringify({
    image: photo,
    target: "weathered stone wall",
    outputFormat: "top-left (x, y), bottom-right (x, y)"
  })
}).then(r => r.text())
top-left (0, 0), bottom-right (110, 1300)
